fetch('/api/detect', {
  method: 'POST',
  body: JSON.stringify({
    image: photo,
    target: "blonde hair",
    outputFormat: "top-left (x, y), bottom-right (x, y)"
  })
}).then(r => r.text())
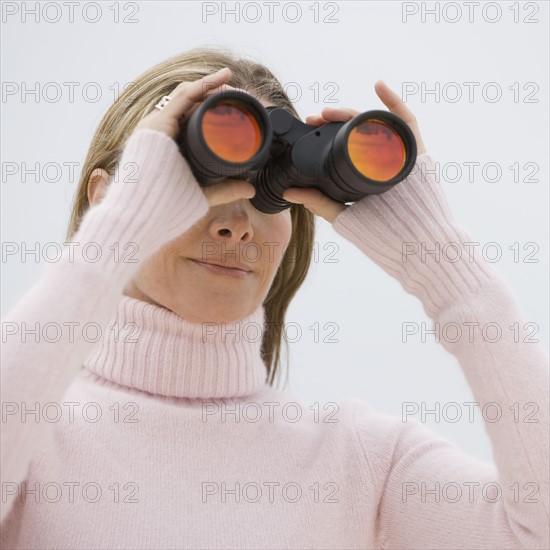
top-left (65, 46), bottom-right (315, 390)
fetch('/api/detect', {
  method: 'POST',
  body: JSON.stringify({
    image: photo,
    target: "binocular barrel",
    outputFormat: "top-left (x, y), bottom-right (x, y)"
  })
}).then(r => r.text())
top-left (177, 90), bottom-right (417, 214)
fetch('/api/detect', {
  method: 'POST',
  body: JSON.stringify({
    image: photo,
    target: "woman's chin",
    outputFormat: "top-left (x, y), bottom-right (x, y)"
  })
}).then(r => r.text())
top-left (163, 299), bottom-right (253, 325)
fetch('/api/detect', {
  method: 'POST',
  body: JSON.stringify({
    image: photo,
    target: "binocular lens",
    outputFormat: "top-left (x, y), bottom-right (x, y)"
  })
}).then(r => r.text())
top-left (347, 119), bottom-right (406, 182)
top-left (201, 102), bottom-right (262, 163)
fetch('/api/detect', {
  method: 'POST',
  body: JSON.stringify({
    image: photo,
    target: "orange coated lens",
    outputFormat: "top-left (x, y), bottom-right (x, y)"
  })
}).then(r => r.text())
top-left (201, 102), bottom-right (262, 163)
top-left (347, 120), bottom-right (406, 181)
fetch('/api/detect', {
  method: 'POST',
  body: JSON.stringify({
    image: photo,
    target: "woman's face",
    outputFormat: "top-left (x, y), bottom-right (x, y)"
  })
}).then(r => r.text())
top-left (124, 195), bottom-right (292, 324)
top-left (109, 95), bottom-right (292, 324)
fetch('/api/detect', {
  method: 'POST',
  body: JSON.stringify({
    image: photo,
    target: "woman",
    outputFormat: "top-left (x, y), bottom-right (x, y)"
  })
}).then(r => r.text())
top-left (1, 47), bottom-right (548, 549)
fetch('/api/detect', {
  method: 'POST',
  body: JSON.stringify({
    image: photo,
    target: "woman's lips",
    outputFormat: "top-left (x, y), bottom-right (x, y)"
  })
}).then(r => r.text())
top-left (187, 259), bottom-right (251, 279)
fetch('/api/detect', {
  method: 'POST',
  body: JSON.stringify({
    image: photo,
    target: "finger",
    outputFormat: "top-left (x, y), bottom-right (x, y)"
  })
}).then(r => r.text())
top-left (202, 180), bottom-right (256, 208)
top-left (319, 106), bottom-right (360, 122)
top-left (374, 80), bottom-right (416, 124)
top-left (305, 114), bottom-right (327, 126)
top-left (374, 80), bottom-right (427, 154)
top-left (306, 107), bottom-right (360, 127)
top-left (282, 187), bottom-right (347, 223)
top-left (160, 68), bottom-right (233, 119)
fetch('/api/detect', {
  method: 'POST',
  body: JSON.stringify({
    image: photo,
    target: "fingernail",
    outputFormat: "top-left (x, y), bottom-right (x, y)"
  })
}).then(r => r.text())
top-left (216, 67), bottom-right (230, 75)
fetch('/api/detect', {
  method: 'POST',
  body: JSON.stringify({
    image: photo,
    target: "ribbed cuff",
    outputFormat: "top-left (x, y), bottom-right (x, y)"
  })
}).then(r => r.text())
top-left (332, 152), bottom-right (498, 318)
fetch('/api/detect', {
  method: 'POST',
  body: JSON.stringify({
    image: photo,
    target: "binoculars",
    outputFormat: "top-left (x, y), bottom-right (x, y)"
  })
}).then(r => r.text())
top-left (176, 89), bottom-right (417, 214)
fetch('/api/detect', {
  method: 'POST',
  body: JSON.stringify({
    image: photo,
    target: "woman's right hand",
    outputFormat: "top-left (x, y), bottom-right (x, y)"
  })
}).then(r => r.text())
top-left (134, 67), bottom-right (256, 208)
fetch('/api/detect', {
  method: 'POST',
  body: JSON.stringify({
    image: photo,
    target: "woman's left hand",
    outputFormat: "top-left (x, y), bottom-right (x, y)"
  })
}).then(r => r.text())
top-left (282, 80), bottom-right (427, 223)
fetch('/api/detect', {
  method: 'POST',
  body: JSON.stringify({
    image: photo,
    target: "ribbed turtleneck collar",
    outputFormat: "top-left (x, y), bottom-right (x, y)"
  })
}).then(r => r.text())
top-left (83, 295), bottom-right (269, 399)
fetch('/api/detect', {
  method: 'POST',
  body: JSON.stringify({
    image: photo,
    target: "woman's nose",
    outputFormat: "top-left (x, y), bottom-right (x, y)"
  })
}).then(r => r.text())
top-left (209, 203), bottom-right (254, 244)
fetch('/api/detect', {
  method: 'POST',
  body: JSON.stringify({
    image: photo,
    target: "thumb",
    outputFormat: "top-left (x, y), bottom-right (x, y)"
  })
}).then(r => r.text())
top-left (283, 187), bottom-right (347, 223)
top-left (202, 180), bottom-right (256, 208)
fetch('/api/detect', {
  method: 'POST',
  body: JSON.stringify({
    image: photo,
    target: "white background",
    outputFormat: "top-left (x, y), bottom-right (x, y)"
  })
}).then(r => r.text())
top-left (2, 0), bottom-right (549, 463)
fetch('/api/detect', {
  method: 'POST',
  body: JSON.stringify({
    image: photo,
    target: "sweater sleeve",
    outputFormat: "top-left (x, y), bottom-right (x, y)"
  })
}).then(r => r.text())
top-left (333, 153), bottom-right (549, 549)
top-left (0, 128), bottom-right (210, 523)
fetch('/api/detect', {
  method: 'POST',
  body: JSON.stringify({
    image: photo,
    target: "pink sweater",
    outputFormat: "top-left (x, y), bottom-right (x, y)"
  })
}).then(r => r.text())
top-left (1, 129), bottom-right (548, 550)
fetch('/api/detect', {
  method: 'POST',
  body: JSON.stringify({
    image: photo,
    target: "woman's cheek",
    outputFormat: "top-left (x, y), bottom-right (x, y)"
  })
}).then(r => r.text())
top-left (268, 213), bottom-right (292, 272)
top-left (274, 209), bottom-right (292, 242)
